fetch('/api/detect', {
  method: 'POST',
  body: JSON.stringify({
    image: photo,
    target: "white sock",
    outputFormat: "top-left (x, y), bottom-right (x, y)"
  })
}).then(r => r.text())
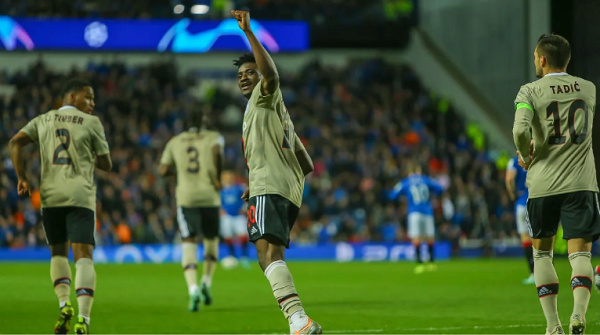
top-left (189, 284), bottom-right (199, 296)
top-left (289, 310), bottom-right (308, 327)
top-left (201, 274), bottom-right (212, 288)
top-left (59, 301), bottom-right (69, 308)
top-left (78, 314), bottom-right (90, 324)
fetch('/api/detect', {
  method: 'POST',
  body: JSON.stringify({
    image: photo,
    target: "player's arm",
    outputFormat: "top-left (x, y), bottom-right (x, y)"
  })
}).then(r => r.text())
top-left (294, 134), bottom-right (313, 176)
top-left (513, 85), bottom-right (534, 168)
top-left (91, 117), bottom-right (112, 172)
top-left (9, 131), bottom-right (34, 196)
top-left (427, 177), bottom-right (445, 195)
top-left (388, 181), bottom-right (404, 201)
top-left (159, 139), bottom-right (175, 177)
top-left (232, 10), bottom-right (279, 95)
top-left (505, 160), bottom-right (517, 202)
top-left (96, 154), bottom-right (112, 172)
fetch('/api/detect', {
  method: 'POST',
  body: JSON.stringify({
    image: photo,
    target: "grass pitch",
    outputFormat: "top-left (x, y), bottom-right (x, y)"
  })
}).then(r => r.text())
top-left (0, 258), bottom-right (598, 334)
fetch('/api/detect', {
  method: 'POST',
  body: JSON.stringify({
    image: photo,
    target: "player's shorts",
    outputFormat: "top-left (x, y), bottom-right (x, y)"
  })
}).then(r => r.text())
top-left (177, 207), bottom-right (219, 239)
top-left (221, 214), bottom-right (247, 239)
top-left (515, 204), bottom-right (529, 235)
top-left (41, 206), bottom-right (96, 246)
top-left (247, 194), bottom-right (299, 248)
top-left (526, 191), bottom-right (600, 240)
top-left (407, 212), bottom-right (435, 239)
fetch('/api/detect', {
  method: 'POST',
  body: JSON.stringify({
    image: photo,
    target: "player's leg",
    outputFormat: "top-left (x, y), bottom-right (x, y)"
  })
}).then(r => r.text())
top-left (199, 207), bottom-right (220, 306)
top-left (221, 215), bottom-right (237, 258)
top-left (407, 213), bottom-right (422, 268)
top-left (177, 207), bottom-right (201, 311)
top-left (43, 208), bottom-right (75, 335)
top-left (248, 195), bottom-right (321, 335)
top-left (561, 191), bottom-right (600, 334)
top-left (68, 207), bottom-right (96, 335)
top-left (516, 204), bottom-right (535, 284)
top-left (236, 215), bottom-right (251, 268)
top-left (528, 196), bottom-right (563, 334)
top-left (424, 214), bottom-right (436, 271)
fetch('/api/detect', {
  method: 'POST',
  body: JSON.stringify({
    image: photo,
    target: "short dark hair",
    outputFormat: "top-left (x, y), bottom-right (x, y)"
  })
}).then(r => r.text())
top-left (536, 34), bottom-right (571, 69)
top-left (233, 53), bottom-right (256, 68)
top-left (60, 78), bottom-right (92, 98)
top-left (185, 109), bottom-right (203, 129)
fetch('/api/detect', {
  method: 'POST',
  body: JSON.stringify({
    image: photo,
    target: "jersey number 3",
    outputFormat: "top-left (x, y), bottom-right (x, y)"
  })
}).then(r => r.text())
top-left (53, 129), bottom-right (72, 165)
top-left (546, 100), bottom-right (589, 145)
top-left (187, 147), bottom-right (200, 173)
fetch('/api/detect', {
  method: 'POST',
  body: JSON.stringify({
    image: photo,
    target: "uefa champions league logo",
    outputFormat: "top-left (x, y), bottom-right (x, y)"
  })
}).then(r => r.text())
top-left (84, 21), bottom-right (108, 48)
top-left (0, 16), bottom-right (34, 50)
top-left (158, 18), bottom-right (280, 53)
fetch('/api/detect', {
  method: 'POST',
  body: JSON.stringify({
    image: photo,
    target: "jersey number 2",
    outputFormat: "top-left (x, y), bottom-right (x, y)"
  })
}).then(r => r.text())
top-left (546, 100), bottom-right (589, 145)
top-left (187, 147), bottom-right (200, 173)
top-left (53, 129), bottom-right (72, 165)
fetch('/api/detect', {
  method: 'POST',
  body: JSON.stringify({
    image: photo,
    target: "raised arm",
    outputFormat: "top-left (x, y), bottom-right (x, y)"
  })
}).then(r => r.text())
top-left (232, 10), bottom-right (279, 95)
top-left (9, 132), bottom-right (34, 196)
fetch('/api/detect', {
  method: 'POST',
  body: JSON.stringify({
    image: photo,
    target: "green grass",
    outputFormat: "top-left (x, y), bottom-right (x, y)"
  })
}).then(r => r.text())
top-left (0, 258), bottom-right (598, 334)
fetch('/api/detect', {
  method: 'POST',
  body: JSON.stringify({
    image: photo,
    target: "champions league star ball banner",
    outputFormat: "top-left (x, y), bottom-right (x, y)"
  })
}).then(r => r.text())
top-left (0, 242), bottom-right (452, 263)
top-left (0, 16), bottom-right (308, 53)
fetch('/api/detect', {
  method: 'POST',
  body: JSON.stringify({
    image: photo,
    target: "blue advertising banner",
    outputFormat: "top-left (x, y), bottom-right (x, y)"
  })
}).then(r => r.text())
top-left (0, 16), bottom-right (308, 52)
top-left (0, 242), bottom-right (451, 263)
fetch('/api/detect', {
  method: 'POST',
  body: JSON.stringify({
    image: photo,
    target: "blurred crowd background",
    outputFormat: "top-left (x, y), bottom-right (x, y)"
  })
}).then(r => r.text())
top-left (0, 0), bottom-right (527, 253)
top-left (0, 56), bottom-right (517, 251)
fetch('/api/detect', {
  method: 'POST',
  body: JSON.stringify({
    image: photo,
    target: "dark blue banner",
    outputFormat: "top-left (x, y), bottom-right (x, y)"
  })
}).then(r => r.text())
top-left (0, 16), bottom-right (308, 52)
top-left (0, 242), bottom-right (451, 263)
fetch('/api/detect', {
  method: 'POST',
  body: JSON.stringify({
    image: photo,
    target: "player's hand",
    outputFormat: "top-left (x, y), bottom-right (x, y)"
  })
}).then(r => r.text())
top-left (17, 179), bottom-right (32, 196)
top-left (241, 189), bottom-right (249, 202)
top-left (231, 10), bottom-right (251, 32)
top-left (214, 180), bottom-right (223, 191)
top-left (516, 150), bottom-right (532, 170)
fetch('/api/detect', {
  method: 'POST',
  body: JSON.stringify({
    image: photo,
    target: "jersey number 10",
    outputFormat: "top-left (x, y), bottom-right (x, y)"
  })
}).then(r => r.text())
top-left (546, 100), bottom-right (589, 145)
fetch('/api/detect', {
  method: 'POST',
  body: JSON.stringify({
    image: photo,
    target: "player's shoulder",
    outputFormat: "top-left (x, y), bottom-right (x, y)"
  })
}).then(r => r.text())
top-left (570, 75), bottom-right (596, 92)
top-left (202, 129), bottom-right (222, 137)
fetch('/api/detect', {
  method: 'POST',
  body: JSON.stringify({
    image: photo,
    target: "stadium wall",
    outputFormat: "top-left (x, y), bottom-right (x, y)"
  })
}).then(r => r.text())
top-left (0, 242), bottom-right (453, 263)
top-left (418, 0), bottom-right (550, 140)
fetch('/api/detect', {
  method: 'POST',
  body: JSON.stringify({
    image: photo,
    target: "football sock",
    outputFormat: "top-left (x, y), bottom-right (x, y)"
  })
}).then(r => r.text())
top-left (51, 256), bottom-right (72, 307)
top-left (569, 252), bottom-right (592, 318)
top-left (225, 238), bottom-right (236, 257)
top-left (201, 238), bottom-right (219, 288)
top-left (533, 247), bottom-right (561, 330)
top-left (75, 258), bottom-right (95, 324)
top-left (427, 243), bottom-right (435, 262)
top-left (524, 241), bottom-right (534, 274)
top-left (414, 243), bottom-right (422, 263)
top-left (264, 260), bottom-right (304, 319)
top-left (241, 236), bottom-right (249, 257)
top-left (182, 242), bottom-right (198, 294)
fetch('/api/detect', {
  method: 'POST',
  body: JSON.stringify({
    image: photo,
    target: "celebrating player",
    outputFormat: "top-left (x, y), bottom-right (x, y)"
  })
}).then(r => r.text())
top-left (231, 9), bottom-right (321, 335)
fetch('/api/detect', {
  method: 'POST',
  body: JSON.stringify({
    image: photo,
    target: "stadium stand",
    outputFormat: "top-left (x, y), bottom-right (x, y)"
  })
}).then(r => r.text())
top-left (0, 58), bottom-right (515, 250)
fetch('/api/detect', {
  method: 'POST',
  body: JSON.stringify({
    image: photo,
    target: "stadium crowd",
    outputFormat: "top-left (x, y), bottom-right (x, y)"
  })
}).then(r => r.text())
top-left (0, 0), bottom-right (414, 23)
top-left (0, 57), bottom-right (516, 250)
